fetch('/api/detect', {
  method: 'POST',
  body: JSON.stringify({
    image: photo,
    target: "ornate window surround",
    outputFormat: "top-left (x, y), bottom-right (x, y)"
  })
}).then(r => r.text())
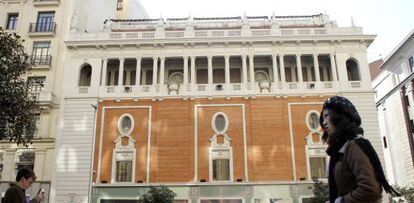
top-left (304, 110), bottom-right (327, 180)
top-left (211, 112), bottom-right (229, 135)
top-left (117, 113), bottom-right (135, 135)
top-left (209, 112), bottom-right (234, 182)
top-left (111, 114), bottom-right (136, 183)
top-left (305, 110), bottom-right (321, 132)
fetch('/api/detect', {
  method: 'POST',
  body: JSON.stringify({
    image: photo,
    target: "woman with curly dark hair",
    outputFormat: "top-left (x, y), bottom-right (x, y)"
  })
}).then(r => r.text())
top-left (319, 96), bottom-right (399, 203)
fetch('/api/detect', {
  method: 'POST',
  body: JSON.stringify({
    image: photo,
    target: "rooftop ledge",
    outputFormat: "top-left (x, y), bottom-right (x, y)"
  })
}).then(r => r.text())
top-left (66, 14), bottom-right (375, 47)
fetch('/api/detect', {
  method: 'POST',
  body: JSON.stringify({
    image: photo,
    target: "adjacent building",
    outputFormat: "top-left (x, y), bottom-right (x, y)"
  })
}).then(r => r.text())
top-left (0, 0), bottom-right (147, 202)
top-left (55, 13), bottom-right (381, 203)
top-left (372, 29), bottom-right (414, 186)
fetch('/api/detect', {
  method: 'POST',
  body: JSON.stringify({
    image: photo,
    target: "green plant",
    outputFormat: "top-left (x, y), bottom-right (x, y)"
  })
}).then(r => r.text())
top-left (312, 177), bottom-right (329, 203)
top-left (389, 185), bottom-right (414, 202)
top-left (0, 27), bottom-right (37, 145)
top-left (140, 185), bottom-right (177, 203)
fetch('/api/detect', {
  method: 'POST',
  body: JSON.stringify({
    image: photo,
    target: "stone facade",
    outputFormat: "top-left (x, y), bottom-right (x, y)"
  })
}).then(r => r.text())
top-left (55, 13), bottom-right (382, 203)
top-left (372, 29), bottom-right (414, 186)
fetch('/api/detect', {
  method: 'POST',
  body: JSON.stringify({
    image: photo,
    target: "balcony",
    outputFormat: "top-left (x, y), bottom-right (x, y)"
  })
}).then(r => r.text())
top-left (29, 55), bottom-right (52, 67)
top-left (28, 22), bottom-right (56, 37)
top-left (31, 92), bottom-right (54, 111)
top-left (32, 0), bottom-right (60, 6)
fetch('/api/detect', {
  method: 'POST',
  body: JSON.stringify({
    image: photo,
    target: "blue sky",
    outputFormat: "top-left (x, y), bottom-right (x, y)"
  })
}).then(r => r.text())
top-left (140, 0), bottom-right (414, 62)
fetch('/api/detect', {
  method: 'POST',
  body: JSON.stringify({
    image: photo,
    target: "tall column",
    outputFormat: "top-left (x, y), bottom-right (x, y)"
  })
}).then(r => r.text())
top-left (279, 54), bottom-right (286, 83)
top-left (249, 55), bottom-right (255, 83)
top-left (118, 58), bottom-right (125, 86)
top-left (159, 57), bottom-right (165, 86)
top-left (296, 54), bottom-right (303, 82)
top-left (313, 54), bottom-right (321, 82)
top-left (152, 57), bottom-right (158, 85)
top-left (225, 55), bottom-right (230, 85)
top-left (135, 57), bottom-right (141, 86)
top-left (329, 53), bottom-right (338, 81)
top-left (3, 149), bottom-right (16, 181)
top-left (208, 56), bottom-right (213, 85)
top-left (272, 54), bottom-right (279, 82)
top-left (190, 56), bottom-right (196, 85)
top-left (183, 56), bottom-right (189, 85)
top-left (34, 149), bottom-right (46, 180)
top-left (242, 55), bottom-right (248, 84)
top-left (101, 58), bottom-right (108, 86)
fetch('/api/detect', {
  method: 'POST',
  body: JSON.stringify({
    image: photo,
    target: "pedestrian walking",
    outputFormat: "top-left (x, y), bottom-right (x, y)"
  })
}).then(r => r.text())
top-left (320, 96), bottom-right (399, 203)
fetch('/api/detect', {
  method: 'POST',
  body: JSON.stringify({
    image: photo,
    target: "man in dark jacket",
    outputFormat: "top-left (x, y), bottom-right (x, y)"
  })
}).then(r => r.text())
top-left (3, 168), bottom-right (44, 203)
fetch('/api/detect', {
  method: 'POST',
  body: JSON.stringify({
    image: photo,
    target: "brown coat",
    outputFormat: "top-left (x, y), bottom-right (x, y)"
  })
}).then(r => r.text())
top-left (334, 140), bottom-right (382, 203)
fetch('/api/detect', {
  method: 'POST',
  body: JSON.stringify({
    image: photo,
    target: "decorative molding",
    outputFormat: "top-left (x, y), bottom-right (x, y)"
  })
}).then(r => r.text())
top-left (97, 106), bottom-right (152, 184)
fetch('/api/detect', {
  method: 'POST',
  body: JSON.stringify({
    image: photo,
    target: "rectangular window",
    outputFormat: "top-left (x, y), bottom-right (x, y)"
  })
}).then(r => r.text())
top-left (116, 160), bottom-right (132, 182)
top-left (33, 113), bottom-right (41, 138)
top-left (0, 151), bottom-right (4, 179)
top-left (27, 76), bottom-right (46, 100)
top-left (309, 157), bottom-right (326, 179)
top-left (27, 76), bottom-right (46, 92)
top-left (36, 11), bottom-right (55, 32)
top-left (117, 0), bottom-right (123, 11)
top-left (32, 41), bottom-right (51, 65)
top-left (6, 13), bottom-right (18, 30)
top-left (16, 151), bottom-right (35, 173)
top-left (409, 56), bottom-right (414, 73)
top-left (212, 159), bottom-right (230, 181)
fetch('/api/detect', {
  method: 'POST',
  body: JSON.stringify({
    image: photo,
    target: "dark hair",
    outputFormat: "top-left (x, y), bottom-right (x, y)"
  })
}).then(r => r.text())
top-left (16, 168), bottom-right (36, 182)
top-left (319, 108), bottom-right (364, 145)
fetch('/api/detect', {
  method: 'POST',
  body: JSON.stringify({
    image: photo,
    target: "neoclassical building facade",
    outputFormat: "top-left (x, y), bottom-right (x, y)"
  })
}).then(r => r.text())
top-left (55, 13), bottom-right (381, 203)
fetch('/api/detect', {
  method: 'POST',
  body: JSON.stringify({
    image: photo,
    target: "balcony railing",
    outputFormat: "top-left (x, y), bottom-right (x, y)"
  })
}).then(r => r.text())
top-left (30, 55), bottom-right (52, 66)
top-left (29, 22), bottom-right (56, 33)
top-left (75, 80), bottom-right (367, 98)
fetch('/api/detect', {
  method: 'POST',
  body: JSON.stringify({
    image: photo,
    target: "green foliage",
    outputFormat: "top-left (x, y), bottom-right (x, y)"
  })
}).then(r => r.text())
top-left (389, 185), bottom-right (414, 202)
top-left (0, 27), bottom-right (37, 145)
top-left (312, 178), bottom-right (329, 203)
top-left (139, 185), bottom-right (177, 203)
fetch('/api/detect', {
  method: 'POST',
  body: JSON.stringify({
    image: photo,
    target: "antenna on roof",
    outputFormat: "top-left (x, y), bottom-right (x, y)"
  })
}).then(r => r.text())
top-left (272, 10), bottom-right (276, 19)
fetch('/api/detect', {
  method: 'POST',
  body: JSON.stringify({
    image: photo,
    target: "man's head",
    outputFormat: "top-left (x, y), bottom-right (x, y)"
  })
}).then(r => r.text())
top-left (16, 168), bottom-right (36, 189)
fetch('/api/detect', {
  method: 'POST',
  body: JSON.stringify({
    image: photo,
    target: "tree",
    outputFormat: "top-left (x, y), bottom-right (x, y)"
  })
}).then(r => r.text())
top-left (312, 177), bottom-right (329, 203)
top-left (0, 27), bottom-right (38, 145)
top-left (140, 185), bottom-right (177, 203)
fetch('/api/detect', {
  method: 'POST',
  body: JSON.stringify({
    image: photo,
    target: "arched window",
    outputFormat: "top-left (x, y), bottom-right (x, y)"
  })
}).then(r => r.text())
top-left (79, 64), bottom-right (92, 86)
top-left (346, 59), bottom-right (361, 81)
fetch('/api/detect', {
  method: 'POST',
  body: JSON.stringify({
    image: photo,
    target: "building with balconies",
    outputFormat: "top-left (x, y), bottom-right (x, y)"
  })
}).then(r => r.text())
top-left (0, 0), bottom-right (147, 202)
top-left (55, 13), bottom-right (382, 203)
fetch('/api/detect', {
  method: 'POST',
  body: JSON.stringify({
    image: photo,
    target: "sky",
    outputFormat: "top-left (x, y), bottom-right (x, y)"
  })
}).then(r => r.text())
top-left (139, 0), bottom-right (414, 63)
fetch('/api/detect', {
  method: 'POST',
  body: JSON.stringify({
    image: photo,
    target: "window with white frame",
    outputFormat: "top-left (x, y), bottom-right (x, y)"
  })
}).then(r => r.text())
top-left (212, 149), bottom-right (231, 181)
top-left (0, 151), bottom-right (4, 179)
top-left (15, 150), bottom-right (35, 174)
top-left (112, 114), bottom-right (136, 183)
top-left (114, 150), bottom-right (133, 182)
top-left (209, 112), bottom-right (233, 182)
